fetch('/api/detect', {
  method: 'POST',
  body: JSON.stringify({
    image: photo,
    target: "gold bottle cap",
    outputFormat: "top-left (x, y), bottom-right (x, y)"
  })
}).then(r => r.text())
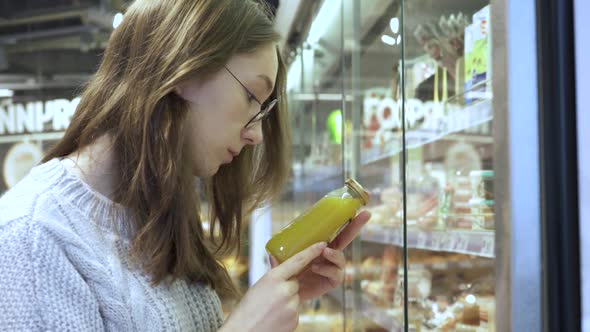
top-left (345, 178), bottom-right (370, 205)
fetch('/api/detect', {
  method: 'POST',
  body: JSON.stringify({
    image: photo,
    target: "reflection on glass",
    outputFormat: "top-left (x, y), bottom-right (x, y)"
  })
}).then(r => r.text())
top-left (403, 0), bottom-right (495, 331)
top-left (278, 0), bottom-right (497, 330)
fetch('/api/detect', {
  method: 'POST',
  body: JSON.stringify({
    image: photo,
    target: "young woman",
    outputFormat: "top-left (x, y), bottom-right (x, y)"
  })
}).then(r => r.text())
top-left (0, 0), bottom-right (370, 331)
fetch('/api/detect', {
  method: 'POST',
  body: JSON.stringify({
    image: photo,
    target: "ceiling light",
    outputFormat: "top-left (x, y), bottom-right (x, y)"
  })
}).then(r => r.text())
top-left (390, 18), bottom-right (400, 33)
top-left (287, 59), bottom-right (302, 92)
top-left (307, 0), bottom-right (341, 45)
top-left (381, 35), bottom-right (396, 45)
top-left (113, 13), bottom-right (124, 29)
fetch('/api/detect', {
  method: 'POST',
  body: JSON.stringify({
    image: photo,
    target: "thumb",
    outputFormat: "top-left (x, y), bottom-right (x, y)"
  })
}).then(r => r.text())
top-left (271, 242), bottom-right (327, 280)
top-left (269, 255), bottom-right (279, 268)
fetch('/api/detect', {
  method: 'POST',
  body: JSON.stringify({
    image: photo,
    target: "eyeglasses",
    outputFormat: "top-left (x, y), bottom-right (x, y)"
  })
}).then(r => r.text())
top-left (223, 66), bottom-right (278, 129)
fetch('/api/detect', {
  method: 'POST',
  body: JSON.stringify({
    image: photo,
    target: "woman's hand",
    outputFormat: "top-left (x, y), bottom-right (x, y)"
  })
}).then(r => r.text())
top-left (271, 211), bottom-right (371, 301)
top-left (220, 242), bottom-right (327, 332)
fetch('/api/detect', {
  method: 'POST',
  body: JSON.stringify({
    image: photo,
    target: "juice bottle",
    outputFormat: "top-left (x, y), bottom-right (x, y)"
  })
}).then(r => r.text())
top-left (266, 179), bottom-right (369, 263)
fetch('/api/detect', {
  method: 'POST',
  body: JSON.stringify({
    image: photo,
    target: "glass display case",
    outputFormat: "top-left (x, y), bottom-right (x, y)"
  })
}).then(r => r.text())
top-left (268, 0), bottom-right (541, 331)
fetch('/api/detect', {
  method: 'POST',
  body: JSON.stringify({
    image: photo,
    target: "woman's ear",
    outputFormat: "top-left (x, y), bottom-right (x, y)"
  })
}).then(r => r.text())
top-left (173, 78), bottom-right (203, 101)
top-left (173, 86), bottom-right (184, 97)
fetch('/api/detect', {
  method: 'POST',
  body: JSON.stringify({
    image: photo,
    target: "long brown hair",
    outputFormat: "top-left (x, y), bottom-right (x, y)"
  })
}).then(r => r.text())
top-left (43, 0), bottom-right (290, 297)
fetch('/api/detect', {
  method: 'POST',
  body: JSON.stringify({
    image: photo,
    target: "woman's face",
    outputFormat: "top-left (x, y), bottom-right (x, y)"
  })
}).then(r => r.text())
top-left (175, 43), bottom-right (278, 177)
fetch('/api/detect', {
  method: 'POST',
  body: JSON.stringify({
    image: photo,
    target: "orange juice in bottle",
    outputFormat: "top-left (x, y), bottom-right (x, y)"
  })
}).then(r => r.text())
top-left (266, 179), bottom-right (369, 263)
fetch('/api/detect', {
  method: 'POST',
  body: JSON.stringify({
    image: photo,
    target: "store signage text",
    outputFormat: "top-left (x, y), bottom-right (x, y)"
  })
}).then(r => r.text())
top-left (0, 98), bottom-right (80, 135)
top-left (364, 97), bottom-right (447, 131)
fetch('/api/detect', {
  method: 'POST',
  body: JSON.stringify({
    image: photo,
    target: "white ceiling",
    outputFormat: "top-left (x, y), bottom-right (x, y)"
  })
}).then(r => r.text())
top-left (280, 0), bottom-right (489, 93)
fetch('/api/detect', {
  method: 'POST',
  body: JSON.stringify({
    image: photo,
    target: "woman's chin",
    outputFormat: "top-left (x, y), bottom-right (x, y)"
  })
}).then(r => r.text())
top-left (192, 163), bottom-right (217, 178)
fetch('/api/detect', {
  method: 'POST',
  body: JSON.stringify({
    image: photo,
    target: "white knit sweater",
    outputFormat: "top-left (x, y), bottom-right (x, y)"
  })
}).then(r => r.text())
top-left (0, 158), bottom-right (224, 331)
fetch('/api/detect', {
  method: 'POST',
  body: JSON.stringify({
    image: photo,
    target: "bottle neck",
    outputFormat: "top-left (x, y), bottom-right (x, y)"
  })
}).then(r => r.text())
top-left (345, 183), bottom-right (367, 205)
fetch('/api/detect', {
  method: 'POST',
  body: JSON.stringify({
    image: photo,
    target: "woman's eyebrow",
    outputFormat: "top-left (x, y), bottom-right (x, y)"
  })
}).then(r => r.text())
top-left (257, 74), bottom-right (274, 94)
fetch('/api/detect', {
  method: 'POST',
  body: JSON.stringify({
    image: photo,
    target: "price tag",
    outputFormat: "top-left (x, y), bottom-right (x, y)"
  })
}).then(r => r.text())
top-left (417, 232), bottom-right (428, 248)
top-left (376, 231), bottom-right (385, 244)
top-left (393, 229), bottom-right (402, 246)
top-left (455, 233), bottom-right (470, 252)
top-left (481, 235), bottom-right (494, 257)
top-left (431, 233), bottom-right (442, 250)
top-left (440, 233), bottom-right (453, 249)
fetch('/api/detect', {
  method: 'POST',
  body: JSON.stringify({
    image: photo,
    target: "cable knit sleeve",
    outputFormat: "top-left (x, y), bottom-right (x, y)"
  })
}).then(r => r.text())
top-left (0, 217), bottom-right (104, 331)
top-left (0, 159), bottom-right (225, 332)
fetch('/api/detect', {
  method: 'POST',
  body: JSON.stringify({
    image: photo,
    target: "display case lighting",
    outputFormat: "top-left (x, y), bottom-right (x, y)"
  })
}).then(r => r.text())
top-left (0, 89), bottom-right (14, 98)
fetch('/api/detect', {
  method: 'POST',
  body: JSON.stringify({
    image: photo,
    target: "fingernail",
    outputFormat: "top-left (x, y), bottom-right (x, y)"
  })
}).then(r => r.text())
top-left (317, 242), bottom-right (328, 250)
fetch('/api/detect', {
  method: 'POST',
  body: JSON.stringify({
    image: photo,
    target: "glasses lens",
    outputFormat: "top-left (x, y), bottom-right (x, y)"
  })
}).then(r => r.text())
top-left (264, 99), bottom-right (277, 113)
top-left (246, 98), bottom-right (278, 128)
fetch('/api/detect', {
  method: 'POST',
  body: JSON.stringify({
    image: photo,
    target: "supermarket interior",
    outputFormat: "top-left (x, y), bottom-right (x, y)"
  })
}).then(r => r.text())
top-left (0, 0), bottom-right (588, 331)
